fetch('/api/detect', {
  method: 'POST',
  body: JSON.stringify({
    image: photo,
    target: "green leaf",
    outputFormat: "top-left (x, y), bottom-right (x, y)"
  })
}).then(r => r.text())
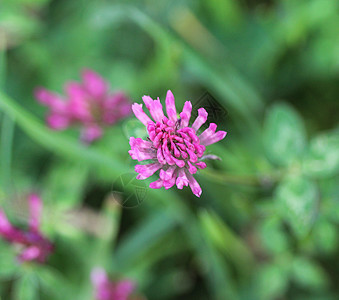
top-left (35, 266), bottom-right (70, 300)
top-left (302, 132), bottom-right (339, 178)
top-left (319, 176), bottom-right (339, 223)
top-left (0, 6), bottom-right (40, 47)
top-left (258, 216), bottom-right (290, 254)
top-left (122, 118), bottom-right (148, 140)
top-left (292, 257), bottom-right (329, 290)
top-left (199, 209), bottom-right (254, 274)
top-left (256, 262), bottom-right (290, 300)
top-left (275, 176), bottom-right (318, 238)
top-left (13, 273), bottom-right (39, 300)
top-left (264, 103), bottom-right (306, 166)
top-left (204, 0), bottom-right (243, 28)
top-left (44, 161), bottom-right (89, 210)
top-left (0, 242), bottom-right (18, 279)
top-left (114, 210), bottom-right (177, 269)
top-left (313, 219), bottom-right (338, 254)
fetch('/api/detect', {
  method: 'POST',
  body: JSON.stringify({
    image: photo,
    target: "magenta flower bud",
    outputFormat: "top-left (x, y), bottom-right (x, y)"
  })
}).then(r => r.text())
top-left (91, 268), bottom-right (136, 300)
top-left (0, 194), bottom-right (53, 264)
top-left (35, 69), bottom-right (132, 143)
top-left (129, 90), bottom-right (227, 197)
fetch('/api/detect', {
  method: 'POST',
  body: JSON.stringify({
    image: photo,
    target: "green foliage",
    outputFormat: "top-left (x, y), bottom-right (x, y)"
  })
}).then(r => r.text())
top-left (256, 261), bottom-right (290, 300)
top-left (303, 132), bottom-right (339, 178)
top-left (0, 242), bottom-right (18, 279)
top-left (0, 0), bottom-right (339, 299)
top-left (258, 216), bottom-right (290, 254)
top-left (291, 257), bottom-right (329, 290)
top-left (13, 273), bottom-right (38, 300)
top-left (275, 176), bottom-right (318, 238)
top-left (122, 119), bottom-right (148, 141)
top-left (264, 103), bottom-right (306, 166)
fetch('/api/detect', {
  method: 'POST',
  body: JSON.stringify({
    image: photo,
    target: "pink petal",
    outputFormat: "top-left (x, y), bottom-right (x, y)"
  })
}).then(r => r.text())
top-left (81, 125), bottom-right (103, 143)
top-left (65, 82), bottom-right (88, 102)
top-left (179, 101), bottom-right (192, 128)
top-left (163, 176), bottom-right (176, 190)
top-left (34, 88), bottom-right (62, 106)
top-left (65, 82), bottom-right (93, 121)
top-left (82, 69), bottom-right (108, 99)
top-left (176, 169), bottom-right (189, 189)
top-left (91, 267), bottom-right (109, 289)
top-left (103, 92), bottom-right (132, 124)
top-left (200, 154), bottom-right (221, 160)
top-left (129, 137), bottom-right (153, 150)
top-left (149, 179), bottom-right (164, 189)
top-left (35, 88), bottom-right (68, 113)
top-left (172, 156), bottom-right (185, 168)
top-left (115, 280), bottom-right (135, 298)
top-left (0, 210), bottom-right (27, 243)
top-left (0, 209), bottom-right (13, 236)
top-left (156, 147), bottom-right (167, 165)
top-left (70, 102), bottom-right (92, 122)
top-left (192, 108), bottom-right (208, 132)
top-left (129, 137), bottom-right (156, 161)
top-left (132, 103), bottom-right (153, 127)
top-left (198, 123), bottom-right (217, 142)
top-left (149, 98), bottom-right (165, 123)
top-left (165, 90), bottom-right (178, 122)
top-left (187, 149), bottom-right (198, 163)
top-left (195, 161), bottom-right (207, 169)
top-left (34, 88), bottom-right (51, 105)
top-left (104, 91), bottom-right (129, 107)
top-left (186, 172), bottom-right (202, 197)
top-left (135, 163), bottom-right (162, 180)
top-left (200, 131), bottom-right (227, 146)
top-left (142, 95), bottom-right (154, 110)
top-left (159, 166), bottom-right (176, 181)
top-left (18, 246), bottom-right (41, 262)
top-left (187, 161), bottom-right (197, 174)
top-left (46, 114), bottom-right (70, 130)
top-left (162, 141), bottom-right (176, 165)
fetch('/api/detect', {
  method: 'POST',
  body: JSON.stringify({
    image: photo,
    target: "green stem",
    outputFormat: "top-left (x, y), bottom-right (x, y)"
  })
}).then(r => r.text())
top-left (1, 115), bottom-right (15, 191)
top-left (105, 5), bottom-right (263, 134)
top-left (0, 35), bottom-right (6, 86)
top-left (0, 91), bottom-right (129, 176)
top-left (0, 36), bottom-right (15, 192)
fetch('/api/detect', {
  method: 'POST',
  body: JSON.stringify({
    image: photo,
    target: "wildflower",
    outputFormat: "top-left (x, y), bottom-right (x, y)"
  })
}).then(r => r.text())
top-left (0, 194), bottom-right (53, 263)
top-left (129, 90), bottom-right (227, 197)
top-left (91, 268), bottom-right (136, 300)
top-left (35, 69), bottom-right (132, 143)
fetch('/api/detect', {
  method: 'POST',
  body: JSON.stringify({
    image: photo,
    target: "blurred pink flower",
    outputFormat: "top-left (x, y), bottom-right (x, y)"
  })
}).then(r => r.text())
top-left (35, 69), bottom-right (132, 143)
top-left (91, 268), bottom-right (136, 300)
top-left (129, 90), bottom-right (227, 197)
top-left (0, 194), bottom-right (53, 263)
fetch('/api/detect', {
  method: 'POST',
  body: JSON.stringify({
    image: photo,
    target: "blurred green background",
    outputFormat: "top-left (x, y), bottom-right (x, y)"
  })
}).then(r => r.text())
top-left (0, 0), bottom-right (338, 299)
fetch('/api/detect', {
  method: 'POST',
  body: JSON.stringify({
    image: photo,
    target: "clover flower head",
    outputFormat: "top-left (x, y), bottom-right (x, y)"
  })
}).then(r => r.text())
top-left (35, 69), bottom-right (132, 143)
top-left (91, 268), bottom-right (136, 300)
top-left (0, 194), bottom-right (53, 263)
top-left (129, 90), bottom-right (227, 197)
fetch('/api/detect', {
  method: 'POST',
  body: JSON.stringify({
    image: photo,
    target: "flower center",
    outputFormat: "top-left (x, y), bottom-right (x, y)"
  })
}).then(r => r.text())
top-left (147, 117), bottom-right (205, 170)
top-left (88, 101), bottom-right (104, 123)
